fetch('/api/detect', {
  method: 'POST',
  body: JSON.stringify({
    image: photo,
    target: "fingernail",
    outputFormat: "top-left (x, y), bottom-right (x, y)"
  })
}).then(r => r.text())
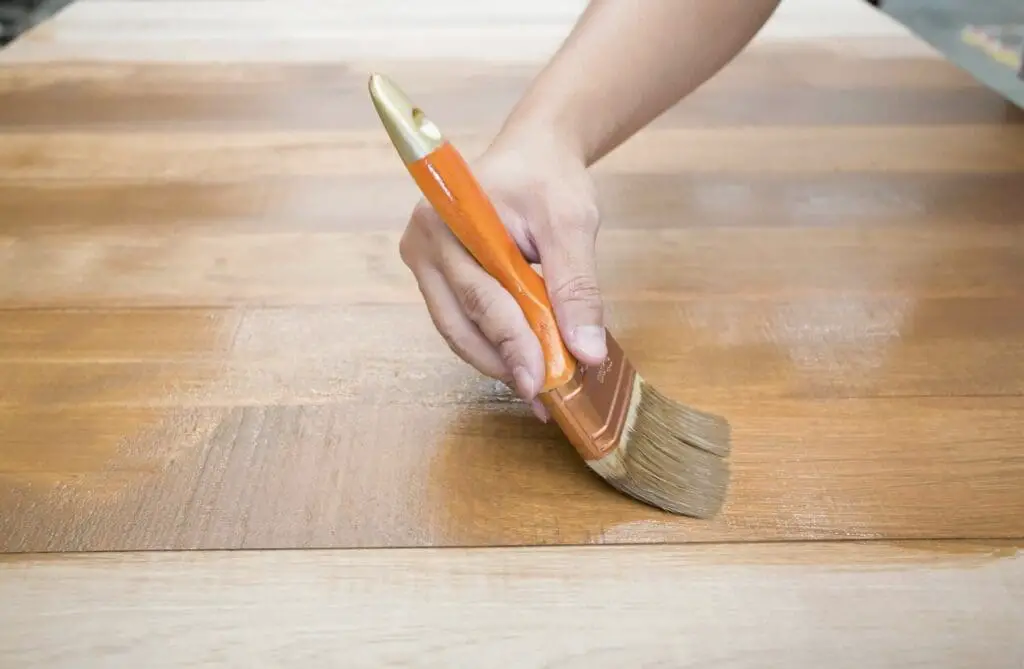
top-left (513, 366), bottom-right (536, 400)
top-left (571, 325), bottom-right (607, 361)
top-left (530, 399), bottom-right (550, 423)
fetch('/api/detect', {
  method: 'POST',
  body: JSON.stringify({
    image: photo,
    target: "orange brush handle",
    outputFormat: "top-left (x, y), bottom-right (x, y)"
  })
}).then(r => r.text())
top-left (407, 141), bottom-right (576, 392)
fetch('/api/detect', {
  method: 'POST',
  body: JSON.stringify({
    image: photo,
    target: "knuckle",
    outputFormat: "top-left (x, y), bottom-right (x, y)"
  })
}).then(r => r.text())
top-left (492, 326), bottom-right (522, 366)
top-left (572, 200), bottom-right (601, 231)
top-left (550, 190), bottom-right (599, 228)
top-left (410, 198), bottom-right (433, 221)
top-left (401, 202), bottom-right (447, 269)
top-left (398, 229), bottom-right (416, 267)
top-left (414, 208), bottom-right (445, 244)
top-left (431, 313), bottom-right (471, 358)
top-left (408, 201), bottom-right (439, 238)
top-left (552, 274), bottom-right (602, 308)
top-left (459, 282), bottom-right (497, 324)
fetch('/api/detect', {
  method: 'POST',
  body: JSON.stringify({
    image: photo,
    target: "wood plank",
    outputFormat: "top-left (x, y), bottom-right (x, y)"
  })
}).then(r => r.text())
top-left (0, 308), bottom-right (243, 359)
top-left (2, 295), bottom-right (1022, 356)
top-left (2, 297), bottom-right (1024, 400)
top-left (2, 396), bottom-right (1022, 551)
top-left (1, 225), bottom-right (1021, 308)
top-left (3, 126), bottom-right (1023, 181)
top-left (0, 64), bottom-right (1015, 131)
top-left (0, 48), bottom-right (985, 89)
top-left (1, 541), bottom-right (1021, 667)
top-left (3, 172), bottom-right (1023, 235)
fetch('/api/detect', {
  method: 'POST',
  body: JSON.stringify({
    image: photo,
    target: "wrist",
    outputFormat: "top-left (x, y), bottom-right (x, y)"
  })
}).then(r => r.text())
top-left (490, 99), bottom-right (590, 169)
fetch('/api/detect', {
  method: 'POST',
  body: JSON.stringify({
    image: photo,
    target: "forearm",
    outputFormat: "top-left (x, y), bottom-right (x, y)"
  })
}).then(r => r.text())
top-left (495, 0), bottom-right (781, 165)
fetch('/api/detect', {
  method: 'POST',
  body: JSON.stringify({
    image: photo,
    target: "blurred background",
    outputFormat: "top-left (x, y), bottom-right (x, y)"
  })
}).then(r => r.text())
top-left (1, 0), bottom-right (1020, 104)
top-left (1, 0), bottom-right (69, 45)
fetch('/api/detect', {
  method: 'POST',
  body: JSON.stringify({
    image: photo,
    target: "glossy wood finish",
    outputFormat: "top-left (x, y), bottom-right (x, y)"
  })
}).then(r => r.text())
top-left (2, 541), bottom-right (1022, 667)
top-left (2, 3), bottom-right (1024, 554)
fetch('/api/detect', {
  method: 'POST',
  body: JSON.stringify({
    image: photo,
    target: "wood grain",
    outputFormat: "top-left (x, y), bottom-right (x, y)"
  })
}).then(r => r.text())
top-left (4, 126), bottom-right (1024, 181)
top-left (3, 172), bottom-right (1022, 234)
top-left (1, 64), bottom-right (1016, 131)
top-left (1, 541), bottom-right (1022, 668)
top-left (2, 4), bottom-right (1023, 553)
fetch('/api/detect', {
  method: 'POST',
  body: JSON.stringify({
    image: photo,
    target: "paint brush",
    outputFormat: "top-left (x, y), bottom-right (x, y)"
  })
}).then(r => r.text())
top-left (367, 72), bottom-right (731, 518)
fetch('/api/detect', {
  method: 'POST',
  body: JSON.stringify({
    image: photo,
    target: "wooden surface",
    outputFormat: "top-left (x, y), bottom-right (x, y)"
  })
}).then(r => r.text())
top-left (2, 541), bottom-right (1023, 667)
top-left (2, 1), bottom-right (1024, 665)
top-left (2, 1), bottom-right (1024, 553)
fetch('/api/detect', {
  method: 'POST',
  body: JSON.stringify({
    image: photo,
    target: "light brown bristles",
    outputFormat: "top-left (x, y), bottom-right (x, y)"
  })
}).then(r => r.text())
top-left (583, 373), bottom-right (732, 519)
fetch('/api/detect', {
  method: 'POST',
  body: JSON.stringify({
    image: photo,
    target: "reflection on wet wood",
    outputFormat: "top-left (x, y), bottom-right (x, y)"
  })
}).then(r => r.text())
top-left (2, 27), bottom-right (1023, 552)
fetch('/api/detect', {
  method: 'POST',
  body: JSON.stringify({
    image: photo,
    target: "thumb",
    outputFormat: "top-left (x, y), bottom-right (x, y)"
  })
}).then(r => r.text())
top-left (537, 213), bottom-right (607, 366)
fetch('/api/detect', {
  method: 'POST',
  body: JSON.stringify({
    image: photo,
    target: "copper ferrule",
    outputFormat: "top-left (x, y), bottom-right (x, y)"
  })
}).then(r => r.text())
top-left (541, 332), bottom-right (637, 462)
top-left (367, 72), bottom-right (446, 164)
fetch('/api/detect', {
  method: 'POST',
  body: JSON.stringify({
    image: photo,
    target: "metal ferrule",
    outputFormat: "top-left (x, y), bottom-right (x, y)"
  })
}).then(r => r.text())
top-left (367, 72), bottom-right (446, 164)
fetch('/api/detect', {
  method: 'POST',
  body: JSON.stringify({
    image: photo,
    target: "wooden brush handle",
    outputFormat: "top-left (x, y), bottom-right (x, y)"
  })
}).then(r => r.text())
top-left (407, 141), bottom-right (577, 392)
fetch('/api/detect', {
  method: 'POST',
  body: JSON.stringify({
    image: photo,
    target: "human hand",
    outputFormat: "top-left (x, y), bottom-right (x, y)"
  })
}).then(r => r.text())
top-left (398, 131), bottom-right (608, 421)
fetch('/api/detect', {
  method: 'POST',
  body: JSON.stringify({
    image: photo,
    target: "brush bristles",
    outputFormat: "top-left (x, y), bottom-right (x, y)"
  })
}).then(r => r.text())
top-left (585, 375), bottom-right (731, 518)
top-left (630, 378), bottom-right (731, 459)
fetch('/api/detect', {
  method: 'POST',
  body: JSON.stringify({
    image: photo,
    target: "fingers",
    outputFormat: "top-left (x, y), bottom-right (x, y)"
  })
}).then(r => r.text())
top-left (413, 264), bottom-right (508, 382)
top-left (401, 205), bottom-right (547, 404)
top-left (534, 204), bottom-right (607, 366)
top-left (435, 232), bottom-right (547, 401)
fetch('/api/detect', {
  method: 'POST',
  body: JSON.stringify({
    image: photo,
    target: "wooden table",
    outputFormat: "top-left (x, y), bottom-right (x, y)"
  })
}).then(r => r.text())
top-left (1, 1), bottom-right (1022, 665)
